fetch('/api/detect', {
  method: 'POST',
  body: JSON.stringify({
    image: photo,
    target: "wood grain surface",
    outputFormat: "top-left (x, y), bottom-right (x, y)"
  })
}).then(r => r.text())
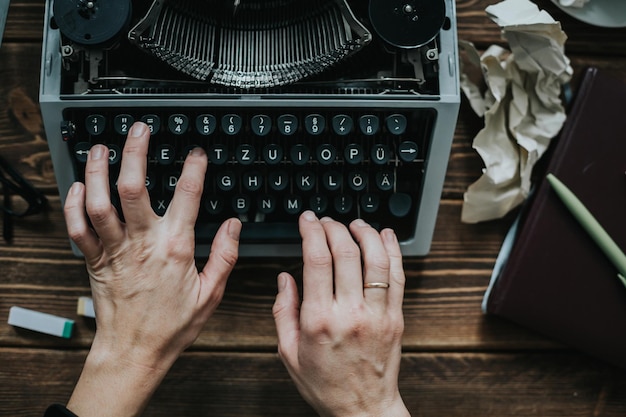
top-left (2, 0), bottom-right (626, 416)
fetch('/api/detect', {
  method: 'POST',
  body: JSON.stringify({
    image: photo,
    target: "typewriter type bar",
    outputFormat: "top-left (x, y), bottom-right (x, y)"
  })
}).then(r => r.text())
top-left (40, 0), bottom-right (460, 257)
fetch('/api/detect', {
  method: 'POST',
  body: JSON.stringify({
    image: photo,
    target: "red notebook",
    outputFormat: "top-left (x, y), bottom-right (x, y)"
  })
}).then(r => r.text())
top-left (482, 67), bottom-right (626, 369)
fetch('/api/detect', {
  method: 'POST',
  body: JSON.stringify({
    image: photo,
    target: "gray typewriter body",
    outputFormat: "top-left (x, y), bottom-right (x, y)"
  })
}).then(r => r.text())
top-left (40, 0), bottom-right (460, 257)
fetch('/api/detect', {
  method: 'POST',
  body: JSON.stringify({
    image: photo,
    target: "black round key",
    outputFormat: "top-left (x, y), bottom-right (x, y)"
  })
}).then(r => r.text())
top-left (235, 144), bottom-right (256, 165)
top-left (290, 144), bottom-right (310, 165)
top-left (152, 197), bottom-right (170, 216)
top-left (216, 172), bottom-right (236, 191)
top-left (222, 114), bottom-right (243, 135)
top-left (278, 114), bottom-right (298, 136)
top-left (243, 171), bottom-right (263, 191)
top-left (251, 114), bottom-right (272, 136)
top-left (316, 144), bottom-right (337, 165)
top-left (145, 172), bottom-right (156, 191)
top-left (208, 144), bottom-right (228, 165)
top-left (107, 144), bottom-right (122, 165)
top-left (360, 193), bottom-right (380, 213)
top-left (304, 114), bottom-right (326, 135)
top-left (332, 114), bottom-right (353, 136)
top-left (371, 143), bottom-right (392, 165)
top-left (389, 193), bottom-right (412, 217)
top-left (114, 114), bottom-right (134, 135)
top-left (334, 195), bottom-right (353, 214)
top-left (73, 142), bottom-right (91, 163)
top-left (257, 195), bottom-right (276, 214)
top-left (196, 114), bottom-right (217, 136)
top-left (85, 114), bottom-right (106, 136)
top-left (375, 171), bottom-right (394, 191)
top-left (141, 114), bottom-right (161, 134)
top-left (156, 144), bottom-right (175, 165)
top-left (398, 141), bottom-right (419, 162)
top-left (204, 196), bottom-right (224, 214)
top-left (168, 114), bottom-right (189, 135)
top-left (164, 172), bottom-right (180, 192)
top-left (310, 194), bottom-right (328, 214)
top-left (232, 195), bottom-right (251, 214)
top-left (322, 171), bottom-right (342, 191)
top-left (348, 171), bottom-right (367, 191)
top-left (262, 144), bottom-right (283, 165)
top-left (284, 195), bottom-right (303, 214)
top-left (386, 114), bottom-right (407, 135)
top-left (344, 143), bottom-right (364, 164)
top-left (295, 171), bottom-right (316, 191)
top-left (359, 115), bottom-right (380, 136)
top-left (269, 171), bottom-right (289, 191)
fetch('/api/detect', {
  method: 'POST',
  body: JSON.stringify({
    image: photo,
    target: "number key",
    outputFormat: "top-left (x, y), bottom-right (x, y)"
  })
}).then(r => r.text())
top-left (222, 114), bottom-right (242, 135)
top-left (196, 114), bottom-right (217, 136)
top-left (114, 114), bottom-right (134, 135)
top-left (251, 115), bottom-right (272, 136)
top-left (86, 114), bottom-right (106, 136)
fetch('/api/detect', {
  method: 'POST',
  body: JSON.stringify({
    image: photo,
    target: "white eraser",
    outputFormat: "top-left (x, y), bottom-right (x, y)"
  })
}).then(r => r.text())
top-left (8, 306), bottom-right (74, 338)
top-left (77, 296), bottom-right (95, 318)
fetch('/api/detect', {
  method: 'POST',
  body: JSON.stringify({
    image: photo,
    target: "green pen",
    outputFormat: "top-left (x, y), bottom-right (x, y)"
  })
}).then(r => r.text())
top-left (546, 173), bottom-right (626, 289)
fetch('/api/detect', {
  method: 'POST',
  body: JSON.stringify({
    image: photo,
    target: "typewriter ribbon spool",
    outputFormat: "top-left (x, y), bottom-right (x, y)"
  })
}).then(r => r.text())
top-left (368, 0), bottom-right (446, 49)
top-left (52, 0), bottom-right (132, 47)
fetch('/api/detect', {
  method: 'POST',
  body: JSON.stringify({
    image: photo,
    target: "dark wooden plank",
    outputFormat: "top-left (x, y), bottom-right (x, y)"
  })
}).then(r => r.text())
top-left (3, 0), bottom-right (44, 42)
top-left (1, 348), bottom-right (625, 417)
top-left (0, 195), bottom-right (556, 351)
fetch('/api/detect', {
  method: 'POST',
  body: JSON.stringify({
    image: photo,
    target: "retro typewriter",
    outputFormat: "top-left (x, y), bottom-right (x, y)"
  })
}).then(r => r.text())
top-left (39, 0), bottom-right (460, 257)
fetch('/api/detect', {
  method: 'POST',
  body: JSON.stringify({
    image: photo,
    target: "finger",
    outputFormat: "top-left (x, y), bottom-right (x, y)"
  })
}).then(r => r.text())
top-left (64, 182), bottom-right (102, 261)
top-left (381, 228), bottom-right (406, 310)
top-left (320, 217), bottom-right (362, 304)
top-left (272, 272), bottom-right (301, 369)
top-left (166, 147), bottom-right (207, 233)
top-left (299, 211), bottom-right (333, 308)
top-left (84, 144), bottom-right (125, 247)
top-left (198, 218), bottom-right (242, 304)
top-left (349, 219), bottom-right (390, 306)
top-left (116, 122), bottom-right (155, 233)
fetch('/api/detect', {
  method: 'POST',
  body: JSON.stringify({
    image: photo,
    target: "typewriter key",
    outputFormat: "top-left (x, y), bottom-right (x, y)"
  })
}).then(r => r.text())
top-left (368, 0), bottom-right (446, 49)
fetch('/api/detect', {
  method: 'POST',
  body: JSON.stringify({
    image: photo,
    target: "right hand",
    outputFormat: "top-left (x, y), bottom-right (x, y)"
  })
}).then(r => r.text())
top-left (273, 211), bottom-right (409, 417)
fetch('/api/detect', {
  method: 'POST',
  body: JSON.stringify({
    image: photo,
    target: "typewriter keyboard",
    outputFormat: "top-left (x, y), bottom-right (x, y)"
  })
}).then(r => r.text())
top-left (62, 107), bottom-right (436, 243)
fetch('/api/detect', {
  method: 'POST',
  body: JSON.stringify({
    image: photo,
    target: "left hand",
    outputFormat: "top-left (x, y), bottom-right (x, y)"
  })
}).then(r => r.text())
top-left (63, 122), bottom-right (241, 417)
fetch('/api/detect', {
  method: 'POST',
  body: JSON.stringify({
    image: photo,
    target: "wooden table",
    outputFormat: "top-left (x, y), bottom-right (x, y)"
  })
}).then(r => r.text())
top-left (2, 1), bottom-right (626, 415)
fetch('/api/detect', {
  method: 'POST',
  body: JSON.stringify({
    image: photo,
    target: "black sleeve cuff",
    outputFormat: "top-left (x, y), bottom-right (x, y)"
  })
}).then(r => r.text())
top-left (44, 404), bottom-right (79, 417)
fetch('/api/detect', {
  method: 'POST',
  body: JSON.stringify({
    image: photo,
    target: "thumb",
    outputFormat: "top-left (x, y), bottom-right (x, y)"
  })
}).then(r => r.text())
top-left (199, 218), bottom-right (241, 305)
top-left (272, 272), bottom-right (301, 366)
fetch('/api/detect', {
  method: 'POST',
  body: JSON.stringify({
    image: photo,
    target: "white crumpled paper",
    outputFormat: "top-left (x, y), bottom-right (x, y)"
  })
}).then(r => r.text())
top-left (557, 0), bottom-right (590, 8)
top-left (460, 0), bottom-right (573, 223)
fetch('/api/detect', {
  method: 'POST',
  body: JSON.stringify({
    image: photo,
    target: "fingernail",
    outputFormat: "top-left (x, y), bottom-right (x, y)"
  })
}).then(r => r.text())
top-left (320, 216), bottom-right (333, 223)
top-left (383, 228), bottom-right (397, 243)
top-left (69, 182), bottom-right (82, 195)
top-left (228, 218), bottom-right (242, 241)
top-left (302, 210), bottom-right (317, 222)
top-left (277, 273), bottom-right (287, 291)
top-left (129, 122), bottom-right (147, 137)
top-left (189, 146), bottom-right (204, 157)
top-left (90, 145), bottom-right (104, 160)
top-left (353, 218), bottom-right (367, 227)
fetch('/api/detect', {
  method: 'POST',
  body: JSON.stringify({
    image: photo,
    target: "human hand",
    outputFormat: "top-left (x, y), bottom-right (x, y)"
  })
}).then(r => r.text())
top-left (63, 122), bottom-right (241, 417)
top-left (273, 211), bottom-right (409, 417)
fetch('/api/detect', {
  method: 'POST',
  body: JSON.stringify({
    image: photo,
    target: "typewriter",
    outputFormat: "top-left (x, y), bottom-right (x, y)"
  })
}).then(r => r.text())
top-left (39, 0), bottom-right (460, 257)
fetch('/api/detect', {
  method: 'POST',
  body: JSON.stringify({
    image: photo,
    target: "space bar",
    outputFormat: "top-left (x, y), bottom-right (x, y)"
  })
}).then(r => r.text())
top-left (196, 222), bottom-right (301, 243)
